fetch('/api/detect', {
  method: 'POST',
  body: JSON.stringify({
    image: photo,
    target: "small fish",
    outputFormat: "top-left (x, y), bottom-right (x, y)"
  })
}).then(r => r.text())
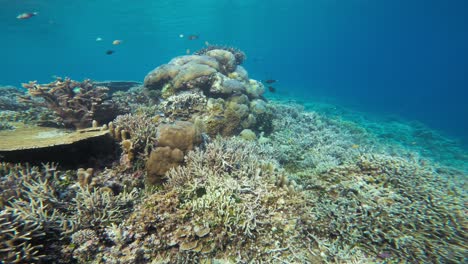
top-left (263, 79), bottom-right (277, 84)
top-left (351, 144), bottom-right (360, 149)
top-left (205, 41), bottom-right (210, 46)
top-left (17, 12), bottom-right (38, 20)
top-left (179, 34), bottom-right (184, 38)
top-left (187, 34), bottom-right (199, 40)
top-left (268, 86), bottom-right (276, 93)
top-left (186, 49), bottom-right (191, 55)
top-left (96, 37), bottom-right (103, 42)
top-left (112, 39), bottom-right (122, 45)
top-left (106, 50), bottom-right (115, 55)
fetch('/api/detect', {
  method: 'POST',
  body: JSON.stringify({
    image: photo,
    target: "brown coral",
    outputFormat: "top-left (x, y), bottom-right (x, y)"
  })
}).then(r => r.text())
top-left (146, 121), bottom-right (202, 185)
top-left (21, 77), bottom-right (119, 129)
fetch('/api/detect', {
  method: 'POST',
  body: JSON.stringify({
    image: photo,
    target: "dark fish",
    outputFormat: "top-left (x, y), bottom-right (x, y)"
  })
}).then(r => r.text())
top-left (263, 79), bottom-right (277, 84)
top-left (268, 86), bottom-right (276, 93)
top-left (187, 34), bottom-right (199, 40)
top-left (17, 12), bottom-right (38, 20)
top-left (106, 50), bottom-right (115, 55)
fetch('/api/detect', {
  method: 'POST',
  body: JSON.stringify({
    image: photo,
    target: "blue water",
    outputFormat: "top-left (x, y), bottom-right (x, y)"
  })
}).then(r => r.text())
top-left (1, 0), bottom-right (467, 145)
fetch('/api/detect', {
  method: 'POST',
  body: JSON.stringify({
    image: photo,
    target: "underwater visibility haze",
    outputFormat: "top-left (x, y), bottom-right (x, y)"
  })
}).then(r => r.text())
top-left (0, 0), bottom-right (467, 263)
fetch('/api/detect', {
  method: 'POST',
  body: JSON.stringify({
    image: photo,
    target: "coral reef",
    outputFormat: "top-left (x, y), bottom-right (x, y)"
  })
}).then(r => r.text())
top-left (113, 113), bottom-right (159, 158)
top-left (304, 153), bottom-right (467, 263)
top-left (69, 137), bottom-right (314, 262)
top-left (0, 123), bottom-right (115, 166)
top-left (146, 121), bottom-right (202, 184)
top-left (71, 186), bottom-right (139, 230)
top-left (0, 122), bottom-right (15, 131)
top-left (194, 44), bottom-right (247, 65)
top-left (267, 102), bottom-right (369, 174)
top-left (0, 86), bottom-right (28, 111)
top-left (143, 48), bottom-right (271, 137)
top-left (0, 163), bottom-right (72, 263)
top-left (0, 162), bottom-right (143, 263)
top-left (2, 48), bottom-right (467, 264)
top-left (21, 77), bottom-right (120, 129)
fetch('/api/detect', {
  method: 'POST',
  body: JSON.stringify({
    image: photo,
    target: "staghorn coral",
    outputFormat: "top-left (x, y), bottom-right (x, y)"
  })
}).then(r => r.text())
top-left (66, 137), bottom-right (314, 263)
top-left (0, 162), bottom-right (144, 263)
top-left (21, 77), bottom-right (119, 129)
top-left (303, 153), bottom-right (467, 263)
top-left (0, 86), bottom-right (28, 111)
top-left (113, 113), bottom-right (159, 157)
top-left (0, 163), bottom-right (73, 263)
top-left (0, 86), bottom-right (60, 126)
top-left (71, 186), bottom-right (139, 230)
top-left (267, 102), bottom-right (369, 173)
top-left (122, 137), bottom-right (312, 262)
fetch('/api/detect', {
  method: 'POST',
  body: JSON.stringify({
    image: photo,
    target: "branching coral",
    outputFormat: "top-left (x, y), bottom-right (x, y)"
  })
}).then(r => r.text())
top-left (21, 77), bottom-right (119, 129)
top-left (0, 162), bottom-right (142, 263)
top-left (113, 113), bottom-right (159, 157)
top-left (71, 187), bottom-right (139, 230)
top-left (0, 163), bottom-right (73, 263)
top-left (107, 137), bottom-right (314, 262)
top-left (267, 102), bottom-right (370, 174)
top-left (304, 153), bottom-right (467, 263)
top-left (0, 86), bottom-right (28, 111)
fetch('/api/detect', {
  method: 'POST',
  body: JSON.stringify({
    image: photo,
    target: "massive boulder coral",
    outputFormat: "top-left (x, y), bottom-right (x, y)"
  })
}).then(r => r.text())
top-left (146, 121), bottom-right (202, 184)
top-left (143, 48), bottom-right (272, 137)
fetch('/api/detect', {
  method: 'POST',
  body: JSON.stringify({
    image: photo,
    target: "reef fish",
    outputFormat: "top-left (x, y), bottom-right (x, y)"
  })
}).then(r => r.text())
top-left (106, 50), bottom-right (115, 55)
top-left (268, 86), bottom-right (276, 93)
top-left (263, 79), bottom-right (277, 84)
top-left (187, 34), bottom-right (199, 40)
top-left (112, 39), bottom-right (122, 45)
top-left (17, 12), bottom-right (38, 20)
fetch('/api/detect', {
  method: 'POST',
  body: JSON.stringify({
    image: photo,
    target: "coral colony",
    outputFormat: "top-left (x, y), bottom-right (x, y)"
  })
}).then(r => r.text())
top-left (0, 46), bottom-right (466, 263)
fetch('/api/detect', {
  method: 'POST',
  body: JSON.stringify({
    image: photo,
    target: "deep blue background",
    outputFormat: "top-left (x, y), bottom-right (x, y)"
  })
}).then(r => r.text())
top-left (1, 0), bottom-right (467, 145)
